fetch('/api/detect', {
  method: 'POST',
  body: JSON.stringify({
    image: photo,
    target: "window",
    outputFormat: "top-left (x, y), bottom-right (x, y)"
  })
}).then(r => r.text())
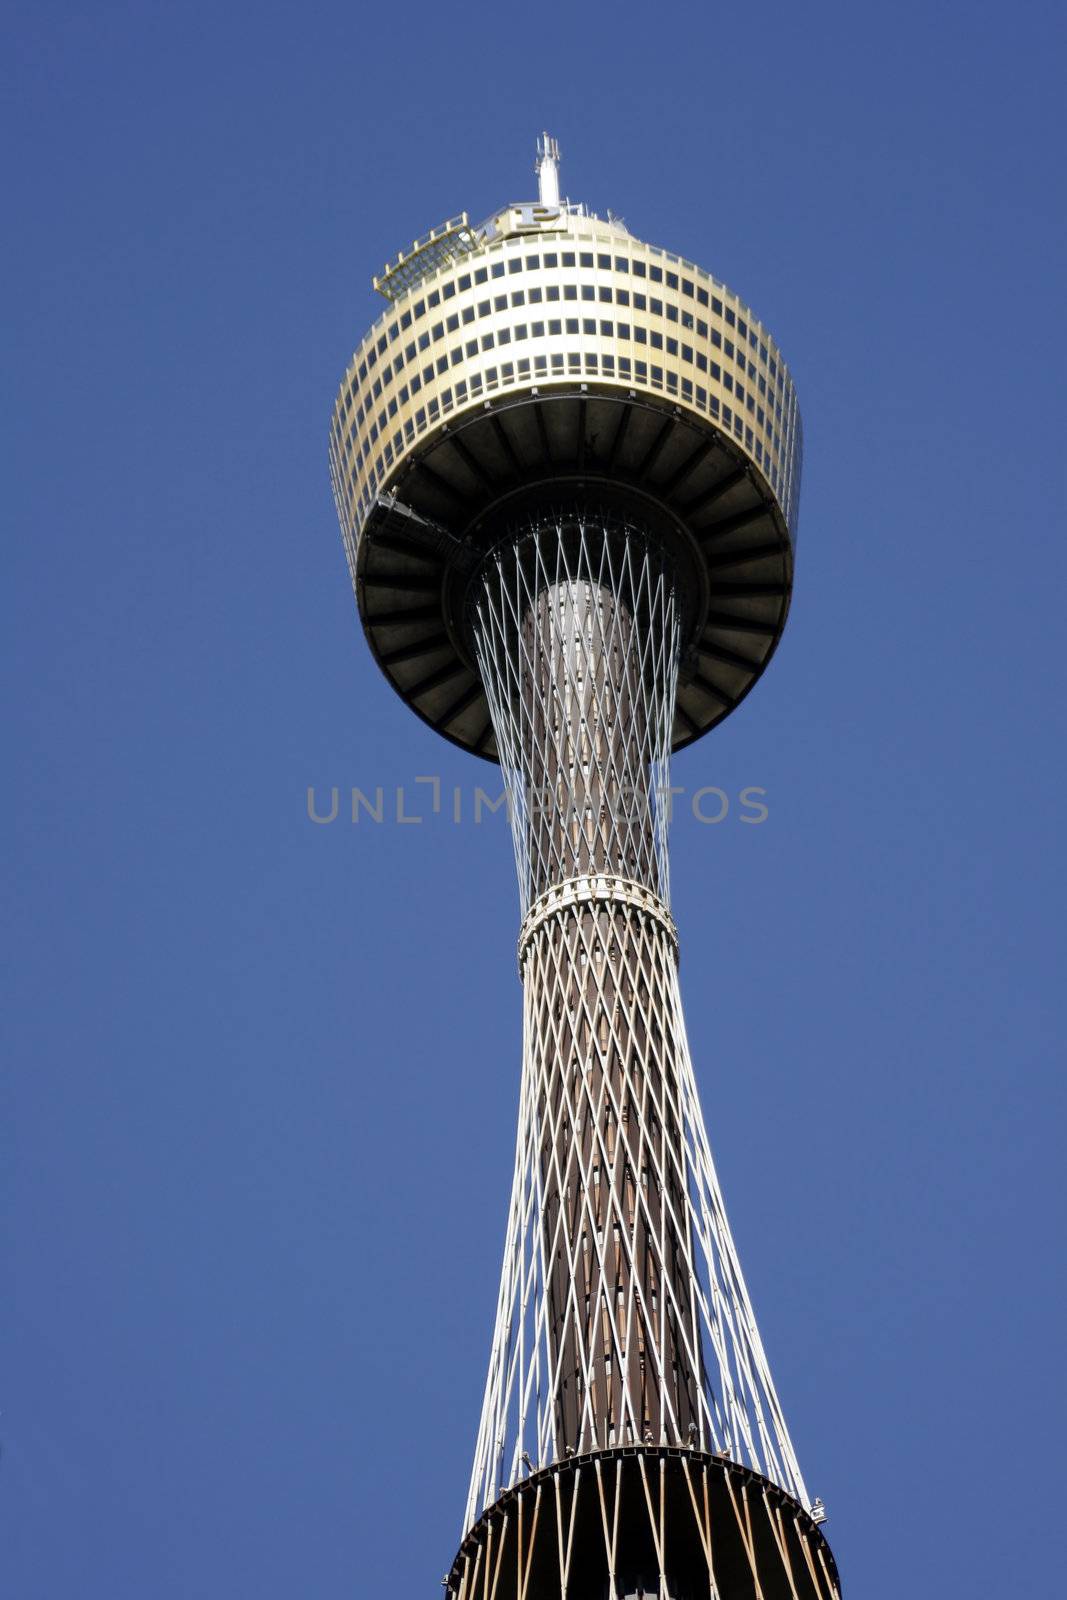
top-left (491, 262), bottom-right (505, 278)
top-left (508, 258), bottom-right (521, 274)
top-left (581, 285), bottom-right (595, 301)
top-left (525, 255), bottom-right (540, 270)
top-left (579, 251), bottom-right (594, 266)
top-left (561, 251), bottom-right (575, 267)
top-left (443, 281), bottom-right (455, 299)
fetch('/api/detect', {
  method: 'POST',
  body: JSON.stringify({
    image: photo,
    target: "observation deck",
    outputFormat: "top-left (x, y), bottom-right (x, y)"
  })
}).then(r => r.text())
top-left (329, 162), bottom-right (803, 761)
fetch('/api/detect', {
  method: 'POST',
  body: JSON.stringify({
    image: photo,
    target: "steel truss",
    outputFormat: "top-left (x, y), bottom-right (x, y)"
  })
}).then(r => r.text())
top-left (463, 512), bottom-right (815, 1573)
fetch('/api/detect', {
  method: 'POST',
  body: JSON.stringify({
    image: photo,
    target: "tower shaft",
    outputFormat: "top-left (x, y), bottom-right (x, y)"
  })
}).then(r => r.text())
top-left (487, 522), bottom-right (700, 1451)
top-left (451, 509), bottom-right (836, 1598)
top-left (522, 892), bottom-right (701, 1456)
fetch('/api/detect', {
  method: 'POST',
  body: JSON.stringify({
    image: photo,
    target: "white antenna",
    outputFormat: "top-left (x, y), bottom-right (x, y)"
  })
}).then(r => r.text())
top-left (535, 133), bottom-right (561, 207)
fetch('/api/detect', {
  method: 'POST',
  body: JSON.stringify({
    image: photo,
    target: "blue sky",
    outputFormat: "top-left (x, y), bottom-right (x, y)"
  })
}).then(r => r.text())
top-left (3, 1), bottom-right (1065, 1594)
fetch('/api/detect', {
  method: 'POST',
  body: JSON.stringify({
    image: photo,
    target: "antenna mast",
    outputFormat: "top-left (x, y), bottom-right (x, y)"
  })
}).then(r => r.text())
top-left (535, 132), bottom-right (561, 206)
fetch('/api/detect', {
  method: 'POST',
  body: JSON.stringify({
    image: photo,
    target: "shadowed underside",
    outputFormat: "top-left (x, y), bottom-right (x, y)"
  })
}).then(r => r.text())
top-left (351, 389), bottom-right (792, 760)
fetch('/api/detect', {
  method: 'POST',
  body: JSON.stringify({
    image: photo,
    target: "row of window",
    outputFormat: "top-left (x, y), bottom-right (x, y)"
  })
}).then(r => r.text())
top-left (338, 284), bottom-right (783, 433)
top-left (342, 240), bottom-right (790, 405)
top-left (332, 345), bottom-right (799, 536)
top-left (336, 314), bottom-right (794, 478)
